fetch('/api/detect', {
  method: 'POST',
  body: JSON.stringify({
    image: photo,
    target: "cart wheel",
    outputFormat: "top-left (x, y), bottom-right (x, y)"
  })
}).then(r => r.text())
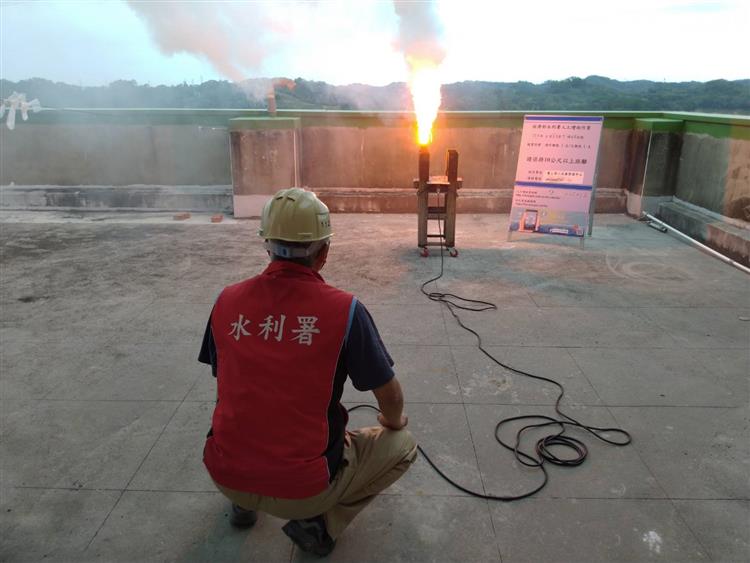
top-left (420, 247), bottom-right (430, 258)
top-left (449, 248), bottom-right (459, 257)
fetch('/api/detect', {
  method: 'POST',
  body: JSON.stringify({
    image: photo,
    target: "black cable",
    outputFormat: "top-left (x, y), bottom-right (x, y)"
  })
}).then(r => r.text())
top-left (349, 203), bottom-right (632, 501)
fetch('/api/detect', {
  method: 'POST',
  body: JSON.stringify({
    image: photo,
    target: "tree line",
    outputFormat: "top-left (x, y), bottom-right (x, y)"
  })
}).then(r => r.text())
top-left (2, 76), bottom-right (748, 114)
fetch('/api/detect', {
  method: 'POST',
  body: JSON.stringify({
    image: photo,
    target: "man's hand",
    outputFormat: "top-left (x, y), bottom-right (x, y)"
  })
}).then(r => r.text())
top-left (377, 412), bottom-right (408, 430)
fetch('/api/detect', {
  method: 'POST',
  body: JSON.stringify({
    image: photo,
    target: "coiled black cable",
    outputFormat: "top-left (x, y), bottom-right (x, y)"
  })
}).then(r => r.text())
top-left (350, 214), bottom-right (632, 501)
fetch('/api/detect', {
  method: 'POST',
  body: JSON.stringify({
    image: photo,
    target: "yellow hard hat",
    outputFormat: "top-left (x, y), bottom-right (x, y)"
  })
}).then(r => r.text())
top-left (258, 188), bottom-right (332, 242)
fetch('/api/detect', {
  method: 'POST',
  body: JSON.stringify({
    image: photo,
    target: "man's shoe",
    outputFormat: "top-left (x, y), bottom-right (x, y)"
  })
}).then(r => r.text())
top-left (282, 516), bottom-right (336, 557)
top-left (229, 504), bottom-right (258, 528)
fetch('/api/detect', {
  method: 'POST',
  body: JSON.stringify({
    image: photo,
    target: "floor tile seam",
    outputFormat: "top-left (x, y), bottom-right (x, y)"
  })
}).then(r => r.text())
top-left (95, 297), bottom-right (162, 349)
top-left (346, 400), bottom-right (609, 407)
top-left (81, 489), bottom-right (125, 553)
top-left (5, 340), bottom-right (739, 351)
top-left (445, 336), bottom-right (586, 508)
top-left (9, 485), bottom-right (218, 494)
top-left (4, 398), bottom-right (741, 409)
top-left (439, 302), bottom-right (604, 507)
top-left (0, 397), bottom-right (681, 408)
top-left (122, 386), bottom-right (200, 494)
top-left (26, 489), bottom-right (510, 499)
top-left (438, 284), bottom-right (458, 346)
top-left (434, 289), bottom-right (460, 385)
top-left (446, 304), bottom-right (750, 312)
top-left (669, 498), bottom-right (750, 502)
top-left (446, 341), bottom-right (746, 350)
top-left (377, 491), bottom-right (517, 499)
top-left (181, 370), bottom-right (208, 404)
top-left (606, 405), bottom-right (745, 411)
top-left (567, 344), bottom-right (680, 484)
top-left (491, 506), bottom-right (505, 563)
top-left (525, 285), bottom-right (543, 308)
top-left (10, 485), bottom-right (748, 501)
top-left (150, 300), bottom-right (221, 305)
top-left (513, 305), bottom-right (747, 310)
top-left (457, 344), bottom-right (746, 351)
top-left (469, 496), bottom-right (750, 501)
top-left (665, 497), bottom-right (715, 561)
top-left (448, 349), bottom-right (491, 498)
top-left (604, 407), bottom-right (676, 508)
top-left (82, 399), bottom-right (183, 552)
top-left (565, 348), bottom-right (607, 408)
top-left (626, 307), bottom-right (686, 348)
top-left (445, 253), bottom-right (512, 563)
top-left (589, 403), bottom-right (747, 409)
top-left (689, 350), bottom-right (750, 391)
top-left (8, 398), bottom-right (186, 403)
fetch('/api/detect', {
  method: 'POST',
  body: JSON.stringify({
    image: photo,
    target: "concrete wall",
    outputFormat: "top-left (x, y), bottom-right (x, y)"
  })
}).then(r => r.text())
top-left (2, 109), bottom-right (747, 222)
top-left (226, 112), bottom-right (636, 215)
top-left (726, 138), bottom-right (750, 220)
top-left (234, 116), bottom-right (632, 192)
top-left (296, 126), bottom-right (628, 191)
top-left (1, 109), bottom-right (640, 192)
top-left (297, 125), bottom-right (524, 190)
top-left (675, 134), bottom-right (750, 221)
top-left (0, 123), bottom-right (231, 186)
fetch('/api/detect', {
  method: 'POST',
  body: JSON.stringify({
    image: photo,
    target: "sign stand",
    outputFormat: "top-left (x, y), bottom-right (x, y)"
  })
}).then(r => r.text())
top-left (507, 115), bottom-right (604, 247)
top-left (508, 227), bottom-right (587, 248)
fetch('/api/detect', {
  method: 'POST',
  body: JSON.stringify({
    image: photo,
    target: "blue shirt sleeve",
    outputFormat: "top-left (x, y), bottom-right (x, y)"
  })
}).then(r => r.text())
top-left (344, 300), bottom-right (395, 391)
top-left (198, 316), bottom-right (218, 378)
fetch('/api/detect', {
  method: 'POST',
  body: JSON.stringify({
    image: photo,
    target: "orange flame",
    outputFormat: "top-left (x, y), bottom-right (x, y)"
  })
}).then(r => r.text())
top-left (407, 57), bottom-right (441, 145)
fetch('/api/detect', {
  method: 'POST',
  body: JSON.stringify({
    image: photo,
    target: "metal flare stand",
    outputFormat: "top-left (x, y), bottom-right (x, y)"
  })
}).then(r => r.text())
top-left (414, 147), bottom-right (462, 257)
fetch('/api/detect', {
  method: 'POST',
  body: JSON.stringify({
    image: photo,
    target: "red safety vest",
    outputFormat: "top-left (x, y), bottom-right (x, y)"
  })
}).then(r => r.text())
top-left (204, 260), bottom-right (355, 499)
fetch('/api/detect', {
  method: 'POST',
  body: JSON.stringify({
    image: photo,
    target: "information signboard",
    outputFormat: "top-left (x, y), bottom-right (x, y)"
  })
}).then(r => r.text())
top-left (509, 115), bottom-right (603, 240)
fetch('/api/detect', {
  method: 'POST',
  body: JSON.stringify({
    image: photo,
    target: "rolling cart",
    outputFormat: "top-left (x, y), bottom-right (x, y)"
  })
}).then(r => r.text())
top-left (414, 148), bottom-right (462, 257)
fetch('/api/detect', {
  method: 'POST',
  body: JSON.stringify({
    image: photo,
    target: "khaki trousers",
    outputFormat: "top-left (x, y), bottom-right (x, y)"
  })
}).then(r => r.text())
top-left (214, 426), bottom-right (418, 539)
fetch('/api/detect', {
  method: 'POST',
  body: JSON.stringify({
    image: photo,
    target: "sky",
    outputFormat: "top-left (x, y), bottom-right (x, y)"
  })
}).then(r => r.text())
top-left (1, 0), bottom-right (748, 86)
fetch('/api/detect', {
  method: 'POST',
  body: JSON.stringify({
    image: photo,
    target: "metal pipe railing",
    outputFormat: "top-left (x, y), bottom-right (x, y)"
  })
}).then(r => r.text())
top-left (641, 212), bottom-right (750, 275)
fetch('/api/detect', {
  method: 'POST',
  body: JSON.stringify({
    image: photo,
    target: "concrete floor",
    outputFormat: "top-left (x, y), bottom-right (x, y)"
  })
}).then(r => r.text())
top-left (0, 211), bottom-right (748, 563)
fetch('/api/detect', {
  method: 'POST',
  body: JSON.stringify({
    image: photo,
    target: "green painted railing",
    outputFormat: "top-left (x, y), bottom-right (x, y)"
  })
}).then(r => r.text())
top-left (22, 108), bottom-right (750, 140)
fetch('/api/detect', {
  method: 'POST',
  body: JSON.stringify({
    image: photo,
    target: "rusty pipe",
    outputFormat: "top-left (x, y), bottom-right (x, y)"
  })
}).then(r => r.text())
top-left (418, 146), bottom-right (430, 184)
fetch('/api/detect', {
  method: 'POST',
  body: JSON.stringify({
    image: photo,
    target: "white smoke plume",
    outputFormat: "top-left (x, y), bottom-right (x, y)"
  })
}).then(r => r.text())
top-left (392, 0), bottom-right (446, 70)
top-left (126, 0), bottom-right (447, 112)
top-left (127, 1), bottom-right (272, 83)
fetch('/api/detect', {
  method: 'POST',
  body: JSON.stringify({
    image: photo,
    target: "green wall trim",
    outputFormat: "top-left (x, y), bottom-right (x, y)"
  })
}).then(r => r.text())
top-left (634, 118), bottom-right (684, 133)
top-left (683, 121), bottom-right (750, 141)
top-left (299, 114), bottom-right (413, 128)
top-left (729, 125), bottom-right (750, 141)
top-left (662, 112), bottom-right (750, 127)
top-left (229, 117), bottom-right (300, 130)
top-left (281, 109), bottom-right (656, 130)
top-left (30, 108), bottom-right (266, 127)
top-left (18, 108), bottom-right (750, 139)
top-left (663, 112), bottom-right (749, 140)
